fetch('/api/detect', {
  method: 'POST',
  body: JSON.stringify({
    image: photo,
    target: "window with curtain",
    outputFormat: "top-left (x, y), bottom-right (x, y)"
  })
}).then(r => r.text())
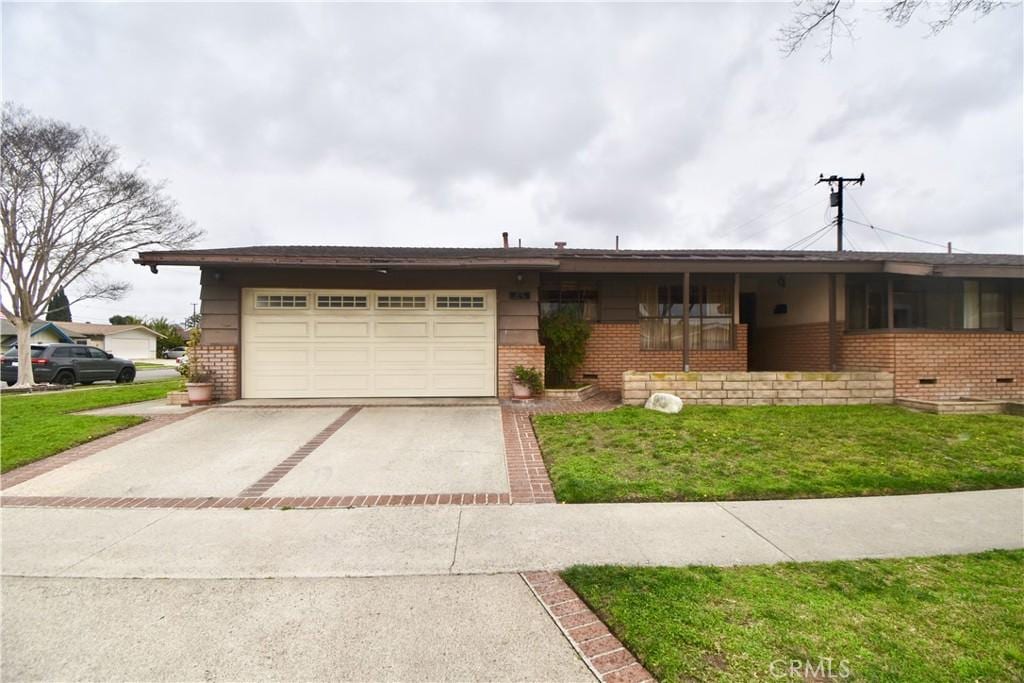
top-left (639, 284), bottom-right (684, 350)
top-left (689, 276), bottom-right (734, 350)
top-left (638, 278), bottom-right (735, 351)
top-left (964, 279), bottom-right (1007, 330)
top-left (848, 277), bottom-right (1008, 331)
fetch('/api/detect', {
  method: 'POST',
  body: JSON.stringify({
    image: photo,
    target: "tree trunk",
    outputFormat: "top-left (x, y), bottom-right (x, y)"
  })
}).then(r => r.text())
top-left (12, 318), bottom-right (35, 388)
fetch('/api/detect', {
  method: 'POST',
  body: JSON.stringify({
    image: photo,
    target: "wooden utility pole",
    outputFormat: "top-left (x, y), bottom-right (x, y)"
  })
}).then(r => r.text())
top-left (816, 173), bottom-right (865, 251)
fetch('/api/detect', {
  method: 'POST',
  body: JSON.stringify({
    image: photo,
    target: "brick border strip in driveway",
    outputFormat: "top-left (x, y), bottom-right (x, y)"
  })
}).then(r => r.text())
top-left (501, 393), bottom-right (620, 504)
top-left (522, 571), bottom-right (654, 683)
top-left (501, 406), bottom-right (556, 504)
top-left (238, 406), bottom-right (363, 497)
top-left (0, 493), bottom-right (511, 509)
top-left (0, 410), bottom-right (207, 491)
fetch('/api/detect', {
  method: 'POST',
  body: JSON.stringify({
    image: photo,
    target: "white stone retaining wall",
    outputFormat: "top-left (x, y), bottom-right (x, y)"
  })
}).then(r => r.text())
top-left (623, 371), bottom-right (895, 406)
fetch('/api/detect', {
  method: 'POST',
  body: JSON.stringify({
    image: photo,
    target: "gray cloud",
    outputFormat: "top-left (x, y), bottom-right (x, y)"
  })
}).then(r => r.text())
top-left (1, 2), bottom-right (1020, 323)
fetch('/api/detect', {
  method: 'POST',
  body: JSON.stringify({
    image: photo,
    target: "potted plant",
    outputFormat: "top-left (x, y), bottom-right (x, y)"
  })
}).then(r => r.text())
top-left (511, 365), bottom-right (543, 399)
top-left (179, 327), bottom-right (214, 404)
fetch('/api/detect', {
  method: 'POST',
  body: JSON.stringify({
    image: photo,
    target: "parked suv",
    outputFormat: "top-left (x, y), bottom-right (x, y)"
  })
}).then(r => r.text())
top-left (1, 344), bottom-right (136, 387)
top-left (162, 346), bottom-right (187, 359)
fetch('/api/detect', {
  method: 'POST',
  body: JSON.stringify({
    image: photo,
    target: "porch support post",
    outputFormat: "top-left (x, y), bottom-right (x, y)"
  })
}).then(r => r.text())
top-left (828, 273), bottom-right (838, 371)
top-left (733, 272), bottom-right (740, 351)
top-left (886, 277), bottom-right (895, 330)
top-left (682, 272), bottom-right (690, 371)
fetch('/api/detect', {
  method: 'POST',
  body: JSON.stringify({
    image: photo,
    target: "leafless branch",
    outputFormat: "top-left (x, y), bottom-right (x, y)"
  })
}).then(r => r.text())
top-left (778, 0), bottom-right (1019, 58)
top-left (1, 104), bottom-right (202, 385)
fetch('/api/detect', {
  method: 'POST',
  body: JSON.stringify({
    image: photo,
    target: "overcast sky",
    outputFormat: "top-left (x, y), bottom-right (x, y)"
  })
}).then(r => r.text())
top-left (3, 2), bottom-right (1022, 324)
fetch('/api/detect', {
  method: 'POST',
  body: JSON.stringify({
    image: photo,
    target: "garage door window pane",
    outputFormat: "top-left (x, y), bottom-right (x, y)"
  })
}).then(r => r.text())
top-left (436, 295), bottom-right (485, 309)
top-left (377, 295), bottom-right (426, 309)
top-left (256, 294), bottom-right (308, 309)
top-left (317, 295), bottom-right (368, 309)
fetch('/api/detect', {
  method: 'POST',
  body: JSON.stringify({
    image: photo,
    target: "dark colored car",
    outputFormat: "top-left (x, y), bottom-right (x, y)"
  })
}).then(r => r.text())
top-left (163, 346), bottom-right (187, 359)
top-left (1, 344), bottom-right (136, 387)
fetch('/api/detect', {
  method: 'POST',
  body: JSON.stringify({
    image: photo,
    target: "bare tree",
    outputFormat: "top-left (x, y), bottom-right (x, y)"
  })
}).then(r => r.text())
top-left (0, 105), bottom-right (201, 387)
top-left (778, 0), bottom-right (1017, 60)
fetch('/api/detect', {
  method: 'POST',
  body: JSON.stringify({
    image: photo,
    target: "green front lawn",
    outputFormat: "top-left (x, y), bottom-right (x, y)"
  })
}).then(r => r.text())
top-left (564, 551), bottom-right (1024, 682)
top-left (0, 379), bottom-right (182, 472)
top-left (533, 405), bottom-right (1024, 503)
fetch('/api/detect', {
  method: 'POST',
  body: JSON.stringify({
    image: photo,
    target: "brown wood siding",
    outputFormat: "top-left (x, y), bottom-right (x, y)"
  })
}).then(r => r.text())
top-left (197, 266), bottom-right (540, 346)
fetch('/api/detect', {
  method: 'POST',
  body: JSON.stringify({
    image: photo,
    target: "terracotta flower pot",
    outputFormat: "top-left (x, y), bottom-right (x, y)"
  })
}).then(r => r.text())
top-left (186, 382), bottom-right (214, 404)
top-left (511, 380), bottom-right (533, 399)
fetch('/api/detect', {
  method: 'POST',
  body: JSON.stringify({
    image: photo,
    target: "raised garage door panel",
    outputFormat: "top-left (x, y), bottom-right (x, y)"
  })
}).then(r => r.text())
top-left (241, 289), bottom-right (496, 398)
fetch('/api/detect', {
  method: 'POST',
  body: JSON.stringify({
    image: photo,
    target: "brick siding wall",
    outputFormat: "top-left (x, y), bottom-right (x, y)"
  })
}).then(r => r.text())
top-left (623, 371), bottom-right (894, 406)
top-left (193, 344), bottom-right (239, 401)
top-left (577, 323), bottom-right (748, 391)
top-left (750, 322), bottom-right (831, 371)
top-left (839, 331), bottom-right (1022, 400)
top-left (497, 345), bottom-right (545, 398)
top-left (838, 332), bottom-right (896, 372)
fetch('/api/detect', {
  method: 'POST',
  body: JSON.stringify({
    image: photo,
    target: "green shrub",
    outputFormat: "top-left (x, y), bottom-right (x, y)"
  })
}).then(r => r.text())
top-left (513, 365), bottom-right (544, 394)
top-left (539, 309), bottom-right (591, 388)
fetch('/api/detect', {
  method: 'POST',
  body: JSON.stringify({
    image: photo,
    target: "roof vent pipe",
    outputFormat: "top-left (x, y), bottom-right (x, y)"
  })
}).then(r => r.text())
top-left (615, 235), bottom-right (619, 250)
top-left (502, 232), bottom-right (509, 248)
top-left (554, 241), bottom-right (567, 250)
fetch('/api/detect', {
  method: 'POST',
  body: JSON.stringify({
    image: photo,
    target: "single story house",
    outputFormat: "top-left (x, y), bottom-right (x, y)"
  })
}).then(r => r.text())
top-left (0, 319), bottom-right (77, 351)
top-left (134, 244), bottom-right (1024, 403)
top-left (55, 322), bottom-right (162, 360)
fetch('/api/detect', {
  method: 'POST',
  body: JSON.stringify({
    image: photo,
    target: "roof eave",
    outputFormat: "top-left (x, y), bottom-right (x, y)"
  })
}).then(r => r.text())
top-left (134, 253), bottom-right (561, 270)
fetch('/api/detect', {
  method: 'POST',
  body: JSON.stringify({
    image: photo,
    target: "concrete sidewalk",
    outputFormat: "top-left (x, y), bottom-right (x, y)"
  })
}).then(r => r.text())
top-left (2, 574), bottom-right (593, 682)
top-left (3, 488), bottom-right (1020, 579)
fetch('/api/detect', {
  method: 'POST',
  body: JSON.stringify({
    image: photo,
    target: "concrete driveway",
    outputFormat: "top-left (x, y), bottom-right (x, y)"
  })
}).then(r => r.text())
top-left (2, 405), bottom-right (509, 500)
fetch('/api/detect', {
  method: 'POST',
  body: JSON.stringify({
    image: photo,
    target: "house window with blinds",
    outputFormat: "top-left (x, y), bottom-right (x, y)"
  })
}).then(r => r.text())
top-left (638, 277), bottom-right (734, 351)
top-left (689, 276), bottom-right (734, 350)
top-left (639, 284), bottom-right (684, 350)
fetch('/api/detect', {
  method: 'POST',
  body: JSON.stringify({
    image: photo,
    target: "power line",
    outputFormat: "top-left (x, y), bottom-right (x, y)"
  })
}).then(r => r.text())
top-left (720, 184), bottom-right (818, 237)
top-left (783, 221), bottom-right (835, 250)
top-left (736, 198), bottom-right (828, 244)
top-left (844, 218), bottom-right (969, 252)
top-left (802, 224), bottom-right (838, 250)
top-left (846, 191), bottom-right (888, 250)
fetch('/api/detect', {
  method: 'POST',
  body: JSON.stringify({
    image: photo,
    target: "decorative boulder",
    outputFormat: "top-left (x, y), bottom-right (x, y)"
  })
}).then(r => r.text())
top-left (644, 392), bottom-right (683, 414)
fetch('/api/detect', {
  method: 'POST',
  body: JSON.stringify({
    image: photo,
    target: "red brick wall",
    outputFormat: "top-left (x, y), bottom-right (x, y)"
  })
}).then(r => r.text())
top-left (193, 344), bottom-right (239, 401)
top-left (839, 332), bottom-right (896, 372)
top-left (840, 331), bottom-right (1023, 400)
top-left (750, 322), bottom-right (831, 371)
top-left (497, 345), bottom-right (545, 398)
top-left (577, 323), bottom-right (747, 391)
top-left (892, 333), bottom-right (1023, 400)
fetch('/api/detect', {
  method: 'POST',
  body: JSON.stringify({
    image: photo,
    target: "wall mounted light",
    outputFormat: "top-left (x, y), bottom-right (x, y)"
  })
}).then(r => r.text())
top-left (376, 268), bottom-right (389, 275)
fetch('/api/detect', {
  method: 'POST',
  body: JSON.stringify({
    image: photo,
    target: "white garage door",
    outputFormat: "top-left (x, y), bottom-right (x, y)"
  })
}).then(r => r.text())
top-left (106, 337), bottom-right (154, 360)
top-left (241, 289), bottom-right (497, 398)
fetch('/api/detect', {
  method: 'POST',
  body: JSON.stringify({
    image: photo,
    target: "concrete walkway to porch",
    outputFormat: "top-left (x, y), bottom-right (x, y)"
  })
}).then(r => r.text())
top-left (3, 488), bottom-right (1020, 579)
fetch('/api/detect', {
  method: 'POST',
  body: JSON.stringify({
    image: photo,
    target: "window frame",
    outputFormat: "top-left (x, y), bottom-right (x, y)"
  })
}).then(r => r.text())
top-left (638, 283), bottom-right (685, 351)
top-left (539, 287), bottom-right (599, 321)
top-left (315, 292), bottom-right (369, 310)
top-left (375, 293), bottom-right (428, 310)
top-left (435, 294), bottom-right (487, 311)
top-left (254, 291), bottom-right (309, 310)
top-left (688, 275), bottom-right (735, 351)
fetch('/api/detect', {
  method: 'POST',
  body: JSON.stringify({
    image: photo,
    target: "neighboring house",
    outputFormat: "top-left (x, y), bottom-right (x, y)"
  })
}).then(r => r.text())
top-left (134, 245), bottom-right (1024, 402)
top-left (0, 319), bottom-right (77, 351)
top-left (54, 322), bottom-right (162, 360)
